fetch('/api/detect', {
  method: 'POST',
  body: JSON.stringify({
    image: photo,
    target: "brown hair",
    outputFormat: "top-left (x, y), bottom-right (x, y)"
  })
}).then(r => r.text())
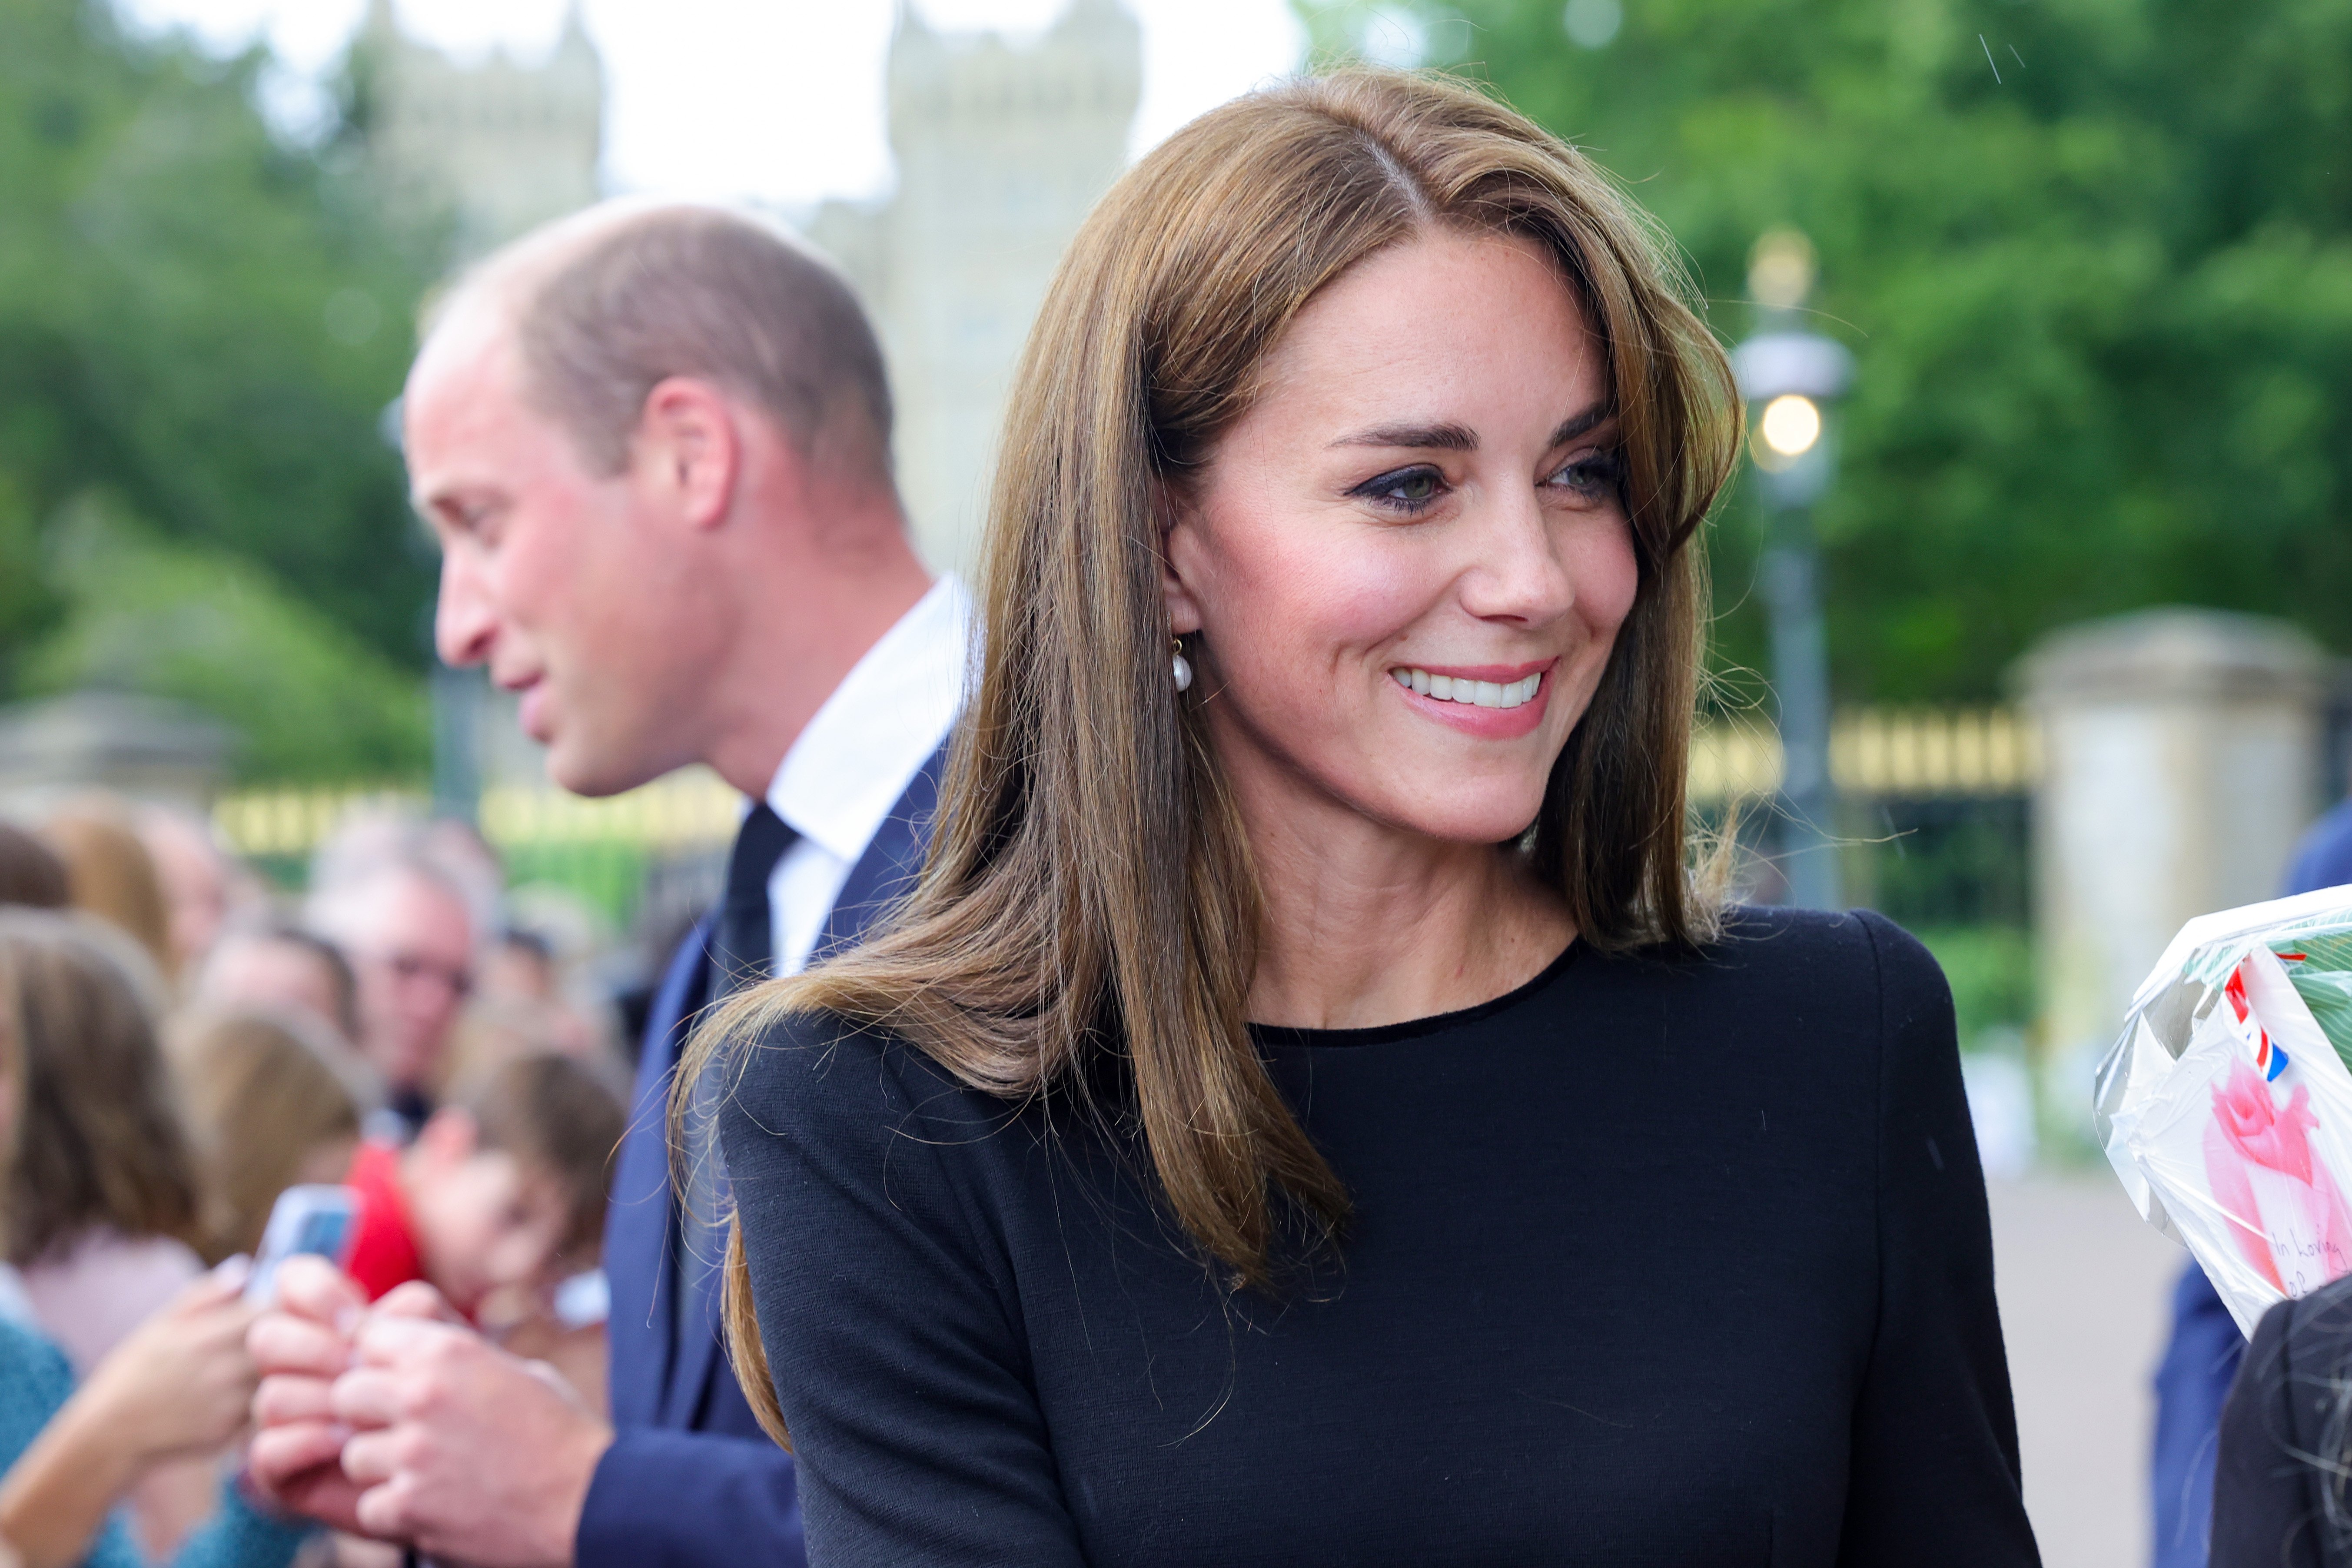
top-left (205, 917), bottom-right (363, 1044)
top-left (0, 909), bottom-right (200, 1263)
top-left (172, 1010), bottom-right (365, 1263)
top-left (467, 1053), bottom-right (625, 1266)
top-left (453, 203), bottom-right (895, 485)
top-left (42, 803), bottom-right (175, 980)
top-left (0, 822), bottom-right (68, 911)
top-left (689, 68), bottom-right (1739, 1441)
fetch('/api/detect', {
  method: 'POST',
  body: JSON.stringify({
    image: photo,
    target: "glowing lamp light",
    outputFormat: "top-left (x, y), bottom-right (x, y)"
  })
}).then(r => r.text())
top-left (1758, 394), bottom-right (1822, 458)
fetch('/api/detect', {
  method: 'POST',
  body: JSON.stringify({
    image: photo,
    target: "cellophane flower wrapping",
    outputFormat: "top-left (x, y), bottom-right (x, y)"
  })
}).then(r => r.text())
top-left (2098, 887), bottom-right (2352, 1336)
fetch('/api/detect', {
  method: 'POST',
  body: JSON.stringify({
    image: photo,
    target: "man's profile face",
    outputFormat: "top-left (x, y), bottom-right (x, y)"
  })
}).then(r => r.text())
top-left (406, 310), bottom-right (728, 797)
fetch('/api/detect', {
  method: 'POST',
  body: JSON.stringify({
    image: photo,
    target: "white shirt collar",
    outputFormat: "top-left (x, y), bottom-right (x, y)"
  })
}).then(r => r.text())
top-left (764, 576), bottom-right (971, 863)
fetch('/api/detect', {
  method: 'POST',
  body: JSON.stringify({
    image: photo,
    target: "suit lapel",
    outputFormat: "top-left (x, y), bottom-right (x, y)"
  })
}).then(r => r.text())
top-left (660, 1231), bottom-right (727, 1431)
top-left (658, 747), bottom-right (947, 1432)
top-left (815, 751), bottom-right (944, 960)
top-left (607, 919), bottom-right (711, 1431)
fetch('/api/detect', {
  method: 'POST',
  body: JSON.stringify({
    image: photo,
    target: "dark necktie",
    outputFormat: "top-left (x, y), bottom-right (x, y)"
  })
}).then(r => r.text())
top-left (710, 801), bottom-right (796, 1001)
top-left (674, 801), bottom-right (797, 1349)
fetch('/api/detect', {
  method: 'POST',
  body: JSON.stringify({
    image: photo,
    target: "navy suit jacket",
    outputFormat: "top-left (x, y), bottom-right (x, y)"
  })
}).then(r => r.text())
top-left (578, 754), bottom-right (943, 1568)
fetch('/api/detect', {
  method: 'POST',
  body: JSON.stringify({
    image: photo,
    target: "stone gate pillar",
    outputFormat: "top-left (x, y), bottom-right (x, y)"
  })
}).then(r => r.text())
top-left (0, 691), bottom-right (229, 819)
top-left (2017, 609), bottom-right (2333, 1110)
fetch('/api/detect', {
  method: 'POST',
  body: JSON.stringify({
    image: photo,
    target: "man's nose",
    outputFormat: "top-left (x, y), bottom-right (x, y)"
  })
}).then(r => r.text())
top-left (435, 550), bottom-right (497, 668)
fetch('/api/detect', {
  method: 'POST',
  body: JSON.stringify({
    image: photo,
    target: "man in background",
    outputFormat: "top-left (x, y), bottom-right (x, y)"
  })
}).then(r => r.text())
top-left (247, 199), bottom-right (959, 1568)
top-left (308, 857), bottom-right (477, 1137)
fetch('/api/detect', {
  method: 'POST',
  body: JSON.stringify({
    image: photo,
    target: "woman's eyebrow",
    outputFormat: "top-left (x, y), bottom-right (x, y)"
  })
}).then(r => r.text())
top-left (1329, 421), bottom-right (1477, 452)
top-left (1329, 403), bottom-right (1616, 454)
top-left (1547, 404), bottom-right (1617, 448)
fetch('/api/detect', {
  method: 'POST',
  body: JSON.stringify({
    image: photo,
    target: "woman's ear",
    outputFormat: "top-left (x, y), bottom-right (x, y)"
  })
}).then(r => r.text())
top-left (1156, 479), bottom-right (1206, 636)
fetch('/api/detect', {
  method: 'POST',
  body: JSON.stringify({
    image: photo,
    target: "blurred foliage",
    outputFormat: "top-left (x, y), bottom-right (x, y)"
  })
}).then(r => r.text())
top-left (0, 0), bottom-right (434, 701)
top-left (1303, 0), bottom-right (2352, 699)
top-left (23, 494), bottom-right (428, 781)
top-left (1844, 795), bottom-right (2033, 928)
top-left (1915, 923), bottom-right (2036, 1051)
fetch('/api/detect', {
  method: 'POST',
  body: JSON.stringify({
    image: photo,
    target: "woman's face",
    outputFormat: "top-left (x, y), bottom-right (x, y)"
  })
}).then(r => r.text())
top-left (1164, 229), bottom-right (1639, 847)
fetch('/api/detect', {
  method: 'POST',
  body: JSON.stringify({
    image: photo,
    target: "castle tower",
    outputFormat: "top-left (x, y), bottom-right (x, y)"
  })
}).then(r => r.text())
top-left (357, 0), bottom-right (606, 265)
top-left (811, 0), bottom-right (1143, 575)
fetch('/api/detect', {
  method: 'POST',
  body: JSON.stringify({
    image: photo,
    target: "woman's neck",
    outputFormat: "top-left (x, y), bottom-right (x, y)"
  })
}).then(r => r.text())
top-left (1239, 786), bottom-right (1574, 1032)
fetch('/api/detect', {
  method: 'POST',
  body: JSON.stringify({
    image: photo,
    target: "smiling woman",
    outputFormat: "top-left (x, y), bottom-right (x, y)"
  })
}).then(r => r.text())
top-left (697, 67), bottom-right (2040, 1568)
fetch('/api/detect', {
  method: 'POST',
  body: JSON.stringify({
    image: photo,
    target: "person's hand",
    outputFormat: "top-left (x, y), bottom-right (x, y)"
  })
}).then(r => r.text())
top-left (329, 1316), bottom-right (613, 1568)
top-left (76, 1269), bottom-right (259, 1464)
top-left (246, 1257), bottom-right (369, 1532)
top-left (1, 1268), bottom-right (258, 1568)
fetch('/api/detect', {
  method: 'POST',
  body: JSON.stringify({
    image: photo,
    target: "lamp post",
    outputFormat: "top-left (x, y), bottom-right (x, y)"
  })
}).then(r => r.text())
top-left (1730, 231), bottom-right (1853, 911)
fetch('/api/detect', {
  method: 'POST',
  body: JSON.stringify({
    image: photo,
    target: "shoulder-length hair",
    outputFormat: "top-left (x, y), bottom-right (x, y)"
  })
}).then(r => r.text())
top-left (0, 908), bottom-right (201, 1264)
top-left (689, 66), bottom-right (1739, 1442)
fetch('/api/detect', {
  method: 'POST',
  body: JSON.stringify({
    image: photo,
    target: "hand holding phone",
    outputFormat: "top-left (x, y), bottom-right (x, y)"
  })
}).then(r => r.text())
top-left (244, 1184), bottom-right (359, 1304)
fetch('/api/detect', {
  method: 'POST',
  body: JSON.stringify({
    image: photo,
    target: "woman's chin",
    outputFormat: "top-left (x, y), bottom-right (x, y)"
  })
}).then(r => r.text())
top-left (1374, 789), bottom-right (1550, 848)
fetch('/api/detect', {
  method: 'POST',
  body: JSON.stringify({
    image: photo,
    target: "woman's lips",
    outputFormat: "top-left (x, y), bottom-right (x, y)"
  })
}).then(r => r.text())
top-left (1387, 659), bottom-right (1558, 740)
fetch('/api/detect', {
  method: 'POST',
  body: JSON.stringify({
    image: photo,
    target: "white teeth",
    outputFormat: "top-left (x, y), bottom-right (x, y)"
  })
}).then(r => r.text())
top-left (1390, 669), bottom-right (1543, 710)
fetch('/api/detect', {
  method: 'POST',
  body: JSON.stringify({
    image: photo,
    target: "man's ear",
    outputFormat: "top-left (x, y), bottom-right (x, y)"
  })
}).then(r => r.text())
top-left (631, 376), bottom-right (743, 532)
top-left (413, 1106), bottom-right (480, 1169)
top-left (1156, 479), bottom-right (1206, 637)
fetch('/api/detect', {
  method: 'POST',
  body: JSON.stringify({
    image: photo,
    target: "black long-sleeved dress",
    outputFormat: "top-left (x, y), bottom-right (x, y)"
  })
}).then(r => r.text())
top-left (721, 906), bottom-right (2040, 1566)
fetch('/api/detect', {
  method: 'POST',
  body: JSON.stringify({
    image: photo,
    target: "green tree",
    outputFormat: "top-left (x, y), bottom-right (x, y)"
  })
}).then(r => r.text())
top-left (23, 495), bottom-right (428, 782)
top-left (0, 0), bottom-right (435, 682)
top-left (1305, 0), bottom-right (2352, 699)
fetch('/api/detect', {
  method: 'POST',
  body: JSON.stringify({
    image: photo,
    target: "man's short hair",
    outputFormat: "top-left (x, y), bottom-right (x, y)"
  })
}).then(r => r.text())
top-left (477, 203), bottom-right (895, 484)
top-left (305, 853), bottom-right (474, 958)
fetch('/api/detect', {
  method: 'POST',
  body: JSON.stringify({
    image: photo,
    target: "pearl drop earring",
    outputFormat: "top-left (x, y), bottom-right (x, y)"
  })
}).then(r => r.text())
top-left (1171, 636), bottom-right (1193, 694)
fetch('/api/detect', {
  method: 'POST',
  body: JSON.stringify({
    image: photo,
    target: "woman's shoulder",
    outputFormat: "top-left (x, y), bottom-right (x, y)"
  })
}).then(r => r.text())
top-left (2258, 1272), bottom-right (2352, 1387)
top-left (716, 1005), bottom-right (1040, 1292)
top-left (1629, 904), bottom-right (1948, 1017)
top-left (41, 1226), bottom-right (203, 1280)
top-left (21, 1229), bottom-right (203, 1368)
top-left (2216, 1277), bottom-right (2352, 1565)
top-left (720, 1004), bottom-right (1032, 1166)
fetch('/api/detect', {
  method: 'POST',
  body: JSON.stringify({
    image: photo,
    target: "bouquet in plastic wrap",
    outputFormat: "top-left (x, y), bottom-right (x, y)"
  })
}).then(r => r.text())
top-left (2098, 887), bottom-right (2352, 1335)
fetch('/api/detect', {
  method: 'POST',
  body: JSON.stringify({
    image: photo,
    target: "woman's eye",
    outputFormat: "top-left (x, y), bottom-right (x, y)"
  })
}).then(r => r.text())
top-left (1352, 465), bottom-right (1446, 512)
top-left (1548, 448), bottom-right (1625, 500)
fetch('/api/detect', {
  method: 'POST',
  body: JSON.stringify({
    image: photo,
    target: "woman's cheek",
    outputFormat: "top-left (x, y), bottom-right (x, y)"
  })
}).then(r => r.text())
top-left (1223, 523), bottom-right (1415, 671)
top-left (1571, 515), bottom-right (1641, 639)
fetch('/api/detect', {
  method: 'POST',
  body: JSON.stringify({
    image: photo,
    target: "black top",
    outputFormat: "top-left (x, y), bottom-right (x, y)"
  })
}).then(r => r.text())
top-left (721, 906), bottom-right (2038, 1567)
top-left (2213, 1274), bottom-right (2352, 1567)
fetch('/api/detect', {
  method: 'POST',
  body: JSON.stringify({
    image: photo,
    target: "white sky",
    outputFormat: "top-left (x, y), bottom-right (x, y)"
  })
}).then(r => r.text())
top-left (113, 0), bottom-right (1312, 208)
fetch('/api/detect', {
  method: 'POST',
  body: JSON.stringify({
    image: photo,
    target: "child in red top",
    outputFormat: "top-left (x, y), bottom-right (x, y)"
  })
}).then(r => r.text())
top-left (336, 1055), bottom-right (624, 1316)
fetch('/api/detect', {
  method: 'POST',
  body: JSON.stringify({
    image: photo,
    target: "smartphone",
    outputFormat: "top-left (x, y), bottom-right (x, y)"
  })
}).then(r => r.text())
top-left (244, 1184), bottom-right (359, 1304)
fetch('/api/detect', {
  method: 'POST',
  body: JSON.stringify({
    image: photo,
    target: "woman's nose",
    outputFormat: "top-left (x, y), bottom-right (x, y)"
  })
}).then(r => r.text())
top-left (1457, 489), bottom-right (1576, 626)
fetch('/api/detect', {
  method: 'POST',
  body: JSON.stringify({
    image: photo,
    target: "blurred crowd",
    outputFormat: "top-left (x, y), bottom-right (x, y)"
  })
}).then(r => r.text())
top-left (0, 797), bottom-right (631, 1568)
